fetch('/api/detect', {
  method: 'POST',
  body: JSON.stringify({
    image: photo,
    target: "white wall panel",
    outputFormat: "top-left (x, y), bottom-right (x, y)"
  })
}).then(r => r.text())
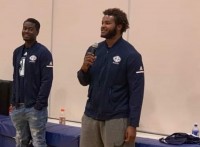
top-left (50, 0), bottom-right (129, 122)
top-left (130, 0), bottom-right (200, 135)
top-left (0, 0), bottom-right (53, 80)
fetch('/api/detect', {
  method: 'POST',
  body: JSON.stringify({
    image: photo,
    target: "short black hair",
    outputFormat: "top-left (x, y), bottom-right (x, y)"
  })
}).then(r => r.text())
top-left (103, 8), bottom-right (129, 33)
top-left (24, 18), bottom-right (40, 32)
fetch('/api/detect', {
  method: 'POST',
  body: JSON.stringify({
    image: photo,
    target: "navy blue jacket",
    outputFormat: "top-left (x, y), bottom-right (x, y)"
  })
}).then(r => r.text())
top-left (77, 38), bottom-right (144, 127)
top-left (11, 42), bottom-right (53, 110)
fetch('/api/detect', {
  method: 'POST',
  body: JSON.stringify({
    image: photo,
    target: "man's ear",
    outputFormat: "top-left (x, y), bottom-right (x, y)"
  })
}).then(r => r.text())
top-left (117, 24), bottom-right (122, 32)
top-left (36, 31), bottom-right (39, 36)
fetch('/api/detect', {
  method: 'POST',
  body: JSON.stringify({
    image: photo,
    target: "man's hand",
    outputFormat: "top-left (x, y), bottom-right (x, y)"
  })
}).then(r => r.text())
top-left (81, 52), bottom-right (96, 72)
top-left (124, 126), bottom-right (136, 143)
top-left (9, 104), bottom-right (13, 113)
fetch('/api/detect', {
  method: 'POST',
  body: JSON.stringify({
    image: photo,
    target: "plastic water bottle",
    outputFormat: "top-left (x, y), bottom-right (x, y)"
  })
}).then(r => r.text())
top-left (59, 108), bottom-right (66, 125)
top-left (192, 123), bottom-right (199, 137)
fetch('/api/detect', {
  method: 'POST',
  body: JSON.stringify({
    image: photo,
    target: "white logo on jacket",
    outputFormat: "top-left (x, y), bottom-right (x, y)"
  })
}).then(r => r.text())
top-left (113, 56), bottom-right (121, 64)
top-left (29, 55), bottom-right (37, 63)
top-left (136, 66), bottom-right (144, 74)
top-left (46, 61), bottom-right (53, 68)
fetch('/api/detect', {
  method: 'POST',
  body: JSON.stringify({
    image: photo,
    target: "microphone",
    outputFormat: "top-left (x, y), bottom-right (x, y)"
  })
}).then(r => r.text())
top-left (89, 42), bottom-right (98, 55)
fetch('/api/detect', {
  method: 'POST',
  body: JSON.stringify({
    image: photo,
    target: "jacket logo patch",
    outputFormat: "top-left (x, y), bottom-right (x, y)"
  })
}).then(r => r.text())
top-left (136, 66), bottom-right (144, 73)
top-left (113, 56), bottom-right (121, 64)
top-left (46, 61), bottom-right (53, 68)
top-left (29, 55), bottom-right (37, 63)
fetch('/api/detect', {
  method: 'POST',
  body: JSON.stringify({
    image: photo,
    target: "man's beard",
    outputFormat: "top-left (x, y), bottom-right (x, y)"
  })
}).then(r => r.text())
top-left (101, 26), bottom-right (117, 39)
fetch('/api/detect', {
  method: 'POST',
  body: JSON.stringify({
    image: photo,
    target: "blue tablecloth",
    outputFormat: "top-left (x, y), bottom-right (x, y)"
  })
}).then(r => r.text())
top-left (1, 115), bottom-right (200, 147)
top-left (0, 115), bottom-right (15, 147)
top-left (136, 137), bottom-right (200, 147)
top-left (0, 115), bottom-right (80, 147)
top-left (46, 122), bottom-right (80, 147)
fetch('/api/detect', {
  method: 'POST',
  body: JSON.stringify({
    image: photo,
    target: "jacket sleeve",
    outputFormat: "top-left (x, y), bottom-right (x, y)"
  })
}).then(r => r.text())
top-left (35, 50), bottom-right (53, 110)
top-left (10, 51), bottom-right (16, 105)
top-left (77, 69), bottom-right (90, 86)
top-left (127, 53), bottom-right (145, 127)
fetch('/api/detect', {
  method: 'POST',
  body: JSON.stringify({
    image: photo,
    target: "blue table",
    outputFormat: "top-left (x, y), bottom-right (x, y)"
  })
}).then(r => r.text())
top-left (136, 137), bottom-right (200, 147)
top-left (46, 122), bottom-right (80, 147)
top-left (0, 115), bottom-right (80, 147)
top-left (1, 115), bottom-right (200, 147)
top-left (0, 115), bottom-right (16, 147)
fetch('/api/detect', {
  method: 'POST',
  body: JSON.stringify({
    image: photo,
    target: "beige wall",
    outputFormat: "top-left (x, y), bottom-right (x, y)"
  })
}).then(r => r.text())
top-left (0, 0), bottom-right (53, 79)
top-left (50, 0), bottom-right (129, 124)
top-left (1, 0), bottom-right (200, 135)
top-left (130, 0), bottom-right (200, 134)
